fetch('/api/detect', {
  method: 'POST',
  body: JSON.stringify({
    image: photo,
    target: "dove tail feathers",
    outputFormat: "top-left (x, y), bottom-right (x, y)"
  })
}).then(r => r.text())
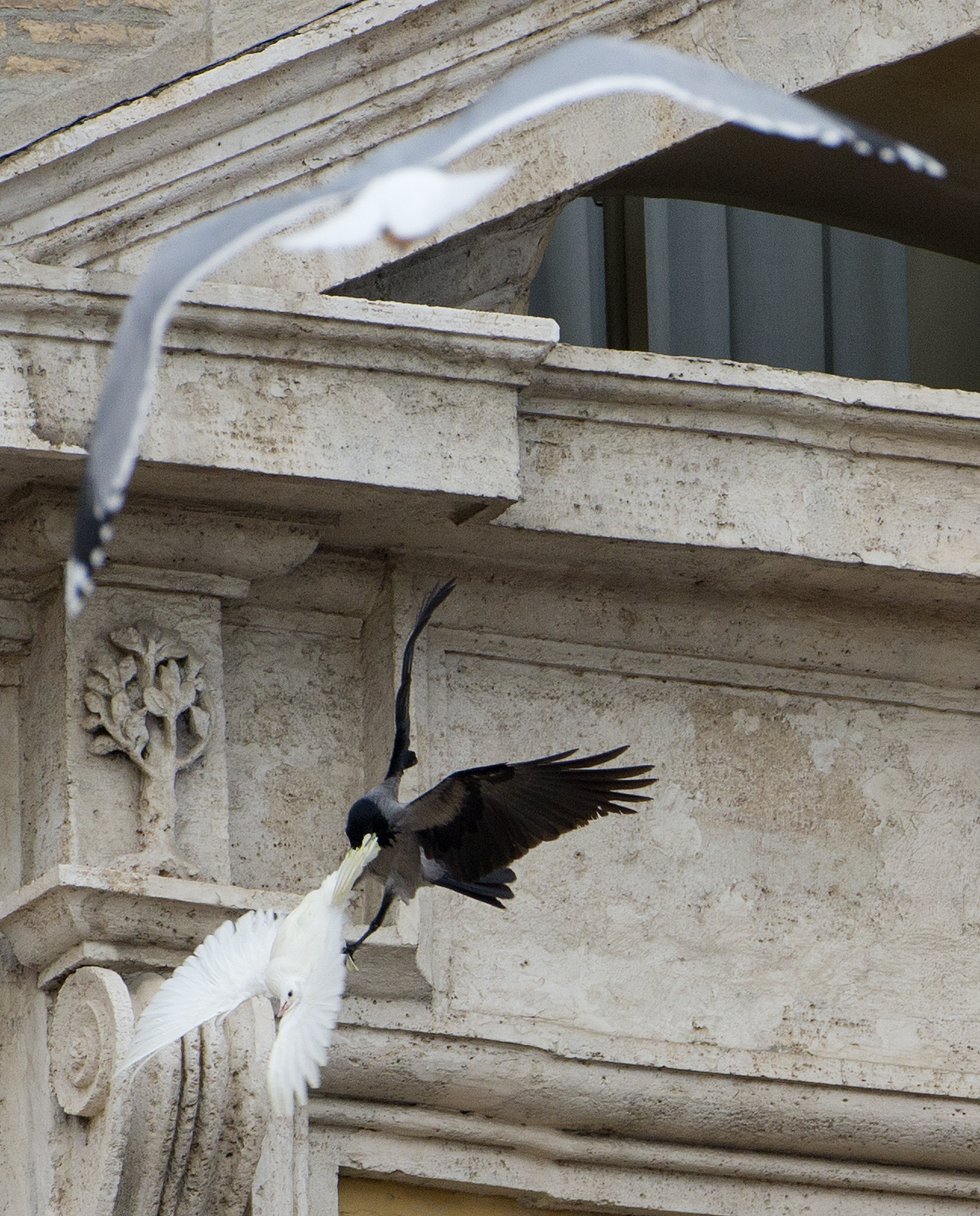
top-left (323, 835), bottom-right (381, 906)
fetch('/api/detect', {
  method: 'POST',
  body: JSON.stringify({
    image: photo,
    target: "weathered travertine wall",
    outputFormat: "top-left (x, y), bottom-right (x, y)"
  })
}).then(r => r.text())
top-left (1, 2), bottom-right (978, 1214)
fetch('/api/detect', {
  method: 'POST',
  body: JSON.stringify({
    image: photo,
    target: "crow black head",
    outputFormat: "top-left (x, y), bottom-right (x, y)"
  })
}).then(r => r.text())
top-left (346, 797), bottom-right (396, 848)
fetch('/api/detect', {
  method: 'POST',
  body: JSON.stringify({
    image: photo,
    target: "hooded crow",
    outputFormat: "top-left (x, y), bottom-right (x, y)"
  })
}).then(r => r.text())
top-left (344, 580), bottom-right (655, 953)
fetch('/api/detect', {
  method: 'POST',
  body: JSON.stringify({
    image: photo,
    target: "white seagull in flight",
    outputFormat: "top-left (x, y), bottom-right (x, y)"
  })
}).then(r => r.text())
top-left (117, 836), bottom-right (379, 1118)
top-left (66, 35), bottom-right (946, 616)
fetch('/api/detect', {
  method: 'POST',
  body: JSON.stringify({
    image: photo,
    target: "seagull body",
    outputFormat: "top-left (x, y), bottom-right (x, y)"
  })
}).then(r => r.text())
top-left (280, 165), bottom-right (514, 251)
top-left (67, 35), bottom-right (946, 616)
top-left (118, 836), bottom-right (379, 1117)
top-left (343, 581), bottom-right (655, 953)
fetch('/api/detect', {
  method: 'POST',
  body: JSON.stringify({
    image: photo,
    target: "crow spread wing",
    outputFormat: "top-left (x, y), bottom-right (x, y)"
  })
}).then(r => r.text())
top-left (404, 747), bottom-right (655, 881)
top-left (386, 579), bottom-right (456, 781)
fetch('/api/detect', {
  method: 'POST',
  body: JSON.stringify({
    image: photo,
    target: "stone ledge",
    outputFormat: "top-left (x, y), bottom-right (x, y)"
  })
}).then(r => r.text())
top-left (532, 344), bottom-right (980, 456)
top-left (2, 267), bottom-right (977, 588)
top-left (0, 266), bottom-right (554, 513)
top-left (314, 1026), bottom-right (980, 1174)
top-left (312, 1095), bottom-right (980, 1210)
top-left (0, 865), bottom-right (429, 999)
top-left (504, 344), bottom-right (980, 579)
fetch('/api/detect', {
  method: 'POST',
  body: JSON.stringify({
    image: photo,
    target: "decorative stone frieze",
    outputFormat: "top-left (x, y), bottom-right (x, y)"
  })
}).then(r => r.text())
top-left (82, 623), bottom-right (213, 877)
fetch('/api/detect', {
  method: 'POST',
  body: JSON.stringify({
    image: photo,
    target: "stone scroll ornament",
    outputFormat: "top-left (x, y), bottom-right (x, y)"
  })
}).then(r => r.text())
top-left (82, 622), bottom-right (213, 876)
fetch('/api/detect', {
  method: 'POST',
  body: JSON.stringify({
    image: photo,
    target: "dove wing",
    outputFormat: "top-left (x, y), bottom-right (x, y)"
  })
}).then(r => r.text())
top-left (266, 898), bottom-right (349, 1118)
top-left (119, 908), bottom-right (281, 1076)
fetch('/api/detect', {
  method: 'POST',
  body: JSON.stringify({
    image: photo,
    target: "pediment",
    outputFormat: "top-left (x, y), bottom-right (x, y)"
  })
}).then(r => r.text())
top-left (2, 0), bottom-right (977, 310)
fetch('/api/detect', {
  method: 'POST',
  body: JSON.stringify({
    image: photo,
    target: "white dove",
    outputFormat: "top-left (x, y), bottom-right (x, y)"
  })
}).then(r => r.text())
top-left (117, 835), bottom-right (379, 1117)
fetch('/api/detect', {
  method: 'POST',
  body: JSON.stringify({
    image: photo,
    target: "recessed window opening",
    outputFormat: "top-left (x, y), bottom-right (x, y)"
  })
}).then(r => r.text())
top-left (528, 196), bottom-right (980, 393)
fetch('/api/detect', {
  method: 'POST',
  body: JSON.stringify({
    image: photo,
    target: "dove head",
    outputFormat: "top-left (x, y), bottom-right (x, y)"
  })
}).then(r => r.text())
top-left (267, 963), bottom-right (304, 1019)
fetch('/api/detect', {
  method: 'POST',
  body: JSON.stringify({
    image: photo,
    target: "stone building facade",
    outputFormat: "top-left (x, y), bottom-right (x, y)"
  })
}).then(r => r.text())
top-left (1, 2), bottom-right (978, 1213)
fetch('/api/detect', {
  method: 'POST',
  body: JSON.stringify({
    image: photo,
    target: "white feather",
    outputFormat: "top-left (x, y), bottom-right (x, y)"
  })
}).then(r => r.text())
top-left (265, 902), bottom-right (348, 1117)
top-left (263, 835), bottom-right (380, 1115)
top-left (118, 908), bottom-right (281, 1076)
top-left (116, 837), bottom-right (382, 1116)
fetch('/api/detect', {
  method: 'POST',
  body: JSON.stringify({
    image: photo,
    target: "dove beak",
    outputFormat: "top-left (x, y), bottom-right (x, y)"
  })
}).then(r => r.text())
top-left (275, 996), bottom-right (293, 1020)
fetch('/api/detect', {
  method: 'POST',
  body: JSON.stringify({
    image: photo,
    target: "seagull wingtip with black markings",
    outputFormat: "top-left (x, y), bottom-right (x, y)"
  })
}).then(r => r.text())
top-left (65, 558), bottom-right (93, 620)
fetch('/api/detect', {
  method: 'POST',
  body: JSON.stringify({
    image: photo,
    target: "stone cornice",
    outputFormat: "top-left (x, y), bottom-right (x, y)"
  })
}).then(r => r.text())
top-left (2, 0), bottom-right (975, 279)
top-left (313, 1025), bottom-right (980, 1174)
top-left (506, 345), bottom-right (980, 580)
top-left (3, 267), bottom-right (977, 586)
top-left (312, 1094), bottom-right (980, 1208)
top-left (0, 0), bottom-right (675, 270)
top-left (0, 262), bottom-right (557, 380)
top-left (530, 344), bottom-right (980, 468)
top-left (0, 864), bottom-right (427, 998)
top-left (0, 267), bottom-right (555, 535)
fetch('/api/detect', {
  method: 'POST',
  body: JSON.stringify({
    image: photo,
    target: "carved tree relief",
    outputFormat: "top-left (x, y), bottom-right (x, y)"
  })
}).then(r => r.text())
top-left (83, 622), bottom-right (213, 876)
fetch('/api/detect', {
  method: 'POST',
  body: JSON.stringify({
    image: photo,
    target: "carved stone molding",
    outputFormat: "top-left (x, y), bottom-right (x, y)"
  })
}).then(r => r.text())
top-left (312, 1094), bottom-right (980, 1214)
top-left (83, 623), bottom-right (213, 878)
top-left (317, 1025), bottom-right (980, 1175)
top-left (48, 967), bottom-right (135, 1216)
top-left (47, 967), bottom-right (273, 1215)
top-left (114, 989), bottom-right (274, 1216)
top-left (1, 0), bottom-right (974, 276)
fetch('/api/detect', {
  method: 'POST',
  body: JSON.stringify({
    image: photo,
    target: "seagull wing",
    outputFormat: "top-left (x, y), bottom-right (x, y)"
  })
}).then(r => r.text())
top-left (118, 908), bottom-right (281, 1076)
top-left (434, 36), bottom-right (947, 176)
top-left (403, 746), bottom-right (655, 882)
top-left (68, 35), bottom-right (944, 614)
top-left (65, 148), bottom-right (437, 617)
